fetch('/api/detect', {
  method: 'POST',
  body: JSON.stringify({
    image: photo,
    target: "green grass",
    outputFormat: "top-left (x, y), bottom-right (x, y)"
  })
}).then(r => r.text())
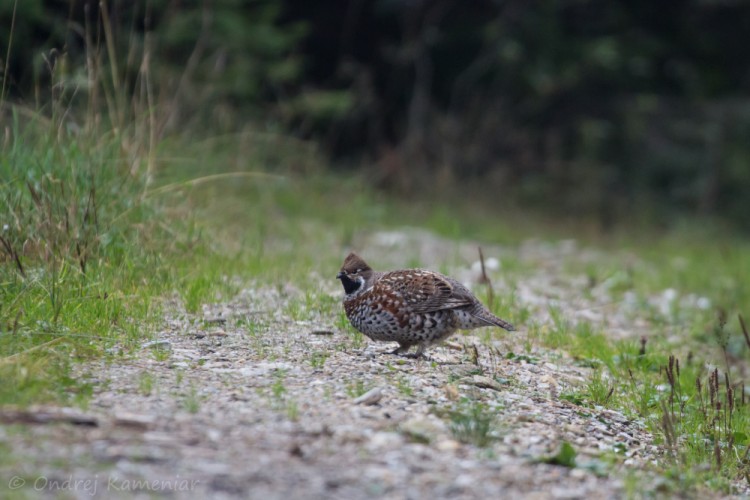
top-left (443, 398), bottom-right (500, 448)
top-left (1, 117), bottom-right (156, 404)
top-left (309, 351), bottom-right (329, 369)
top-left (543, 441), bottom-right (578, 467)
top-left (181, 385), bottom-right (202, 414)
top-left (138, 371), bottom-right (155, 396)
top-left (437, 204), bottom-right (750, 490)
top-left (345, 379), bottom-right (369, 398)
top-left (539, 307), bottom-right (750, 490)
top-left (0, 111), bottom-right (359, 407)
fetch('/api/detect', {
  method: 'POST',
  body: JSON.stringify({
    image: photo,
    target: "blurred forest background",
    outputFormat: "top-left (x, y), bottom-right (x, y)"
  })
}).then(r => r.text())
top-left (3, 0), bottom-right (750, 231)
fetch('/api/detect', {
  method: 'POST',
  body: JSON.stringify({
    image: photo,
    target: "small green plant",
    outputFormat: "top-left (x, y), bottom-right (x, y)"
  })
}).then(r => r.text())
top-left (183, 276), bottom-right (212, 314)
top-left (546, 307), bottom-right (573, 349)
top-left (584, 368), bottom-right (615, 407)
top-left (505, 352), bottom-right (539, 364)
top-left (346, 379), bottom-right (368, 398)
top-left (151, 345), bottom-right (172, 362)
top-left (334, 311), bottom-right (351, 332)
top-left (447, 398), bottom-right (497, 447)
top-left (271, 370), bottom-right (287, 400)
top-left (396, 376), bottom-right (414, 397)
top-left (559, 390), bottom-right (586, 407)
top-left (182, 386), bottom-right (202, 414)
top-left (286, 399), bottom-right (300, 421)
top-left (315, 294), bottom-right (338, 316)
top-left (310, 351), bottom-right (329, 369)
top-left (543, 441), bottom-right (577, 467)
top-left (284, 300), bottom-right (304, 321)
top-left (138, 372), bottom-right (155, 396)
top-left (349, 330), bottom-right (366, 350)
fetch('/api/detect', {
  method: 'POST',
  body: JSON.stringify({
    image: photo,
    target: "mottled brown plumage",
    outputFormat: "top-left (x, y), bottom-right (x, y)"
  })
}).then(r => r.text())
top-left (336, 252), bottom-right (515, 357)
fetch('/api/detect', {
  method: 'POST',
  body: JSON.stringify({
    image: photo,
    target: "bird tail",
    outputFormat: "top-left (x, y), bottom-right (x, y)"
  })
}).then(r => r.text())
top-left (475, 310), bottom-right (516, 331)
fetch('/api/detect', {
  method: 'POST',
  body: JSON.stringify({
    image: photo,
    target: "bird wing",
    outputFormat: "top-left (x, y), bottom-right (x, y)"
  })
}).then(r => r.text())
top-left (378, 270), bottom-right (474, 314)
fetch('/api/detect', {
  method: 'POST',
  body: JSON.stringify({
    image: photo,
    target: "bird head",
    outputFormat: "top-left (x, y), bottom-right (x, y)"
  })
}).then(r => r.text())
top-left (336, 252), bottom-right (373, 296)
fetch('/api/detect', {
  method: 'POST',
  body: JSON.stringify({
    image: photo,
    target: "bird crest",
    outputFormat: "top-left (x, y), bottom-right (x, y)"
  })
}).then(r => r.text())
top-left (341, 252), bottom-right (372, 274)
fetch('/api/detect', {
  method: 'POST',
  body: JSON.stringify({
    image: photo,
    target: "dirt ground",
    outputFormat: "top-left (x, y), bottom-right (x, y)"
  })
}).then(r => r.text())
top-left (0, 231), bottom-right (726, 499)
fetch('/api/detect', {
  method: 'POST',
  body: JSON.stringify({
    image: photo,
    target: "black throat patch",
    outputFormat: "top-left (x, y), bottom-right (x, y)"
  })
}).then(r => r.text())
top-left (338, 275), bottom-right (362, 295)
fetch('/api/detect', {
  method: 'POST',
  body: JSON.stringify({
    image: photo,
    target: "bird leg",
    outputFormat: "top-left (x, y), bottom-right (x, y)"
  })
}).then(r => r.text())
top-left (397, 343), bottom-right (430, 359)
top-left (413, 343), bottom-right (428, 358)
top-left (390, 341), bottom-right (415, 355)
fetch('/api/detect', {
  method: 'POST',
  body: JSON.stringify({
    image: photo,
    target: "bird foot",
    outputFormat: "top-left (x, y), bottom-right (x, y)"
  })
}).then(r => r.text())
top-left (404, 352), bottom-right (434, 361)
top-left (400, 352), bottom-right (424, 359)
top-left (389, 345), bottom-right (412, 355)
top-left (387, 348), bottom-right (429, 360)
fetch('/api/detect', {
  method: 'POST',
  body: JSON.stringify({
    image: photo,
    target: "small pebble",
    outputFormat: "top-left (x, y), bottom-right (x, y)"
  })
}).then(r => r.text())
top-left (354, 387), bottom-right (383, 405)
top-left (141, 340), bottom-right (172, 350)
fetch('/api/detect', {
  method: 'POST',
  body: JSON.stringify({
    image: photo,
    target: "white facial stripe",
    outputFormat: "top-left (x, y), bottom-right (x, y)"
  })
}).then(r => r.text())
top-left (349, 277), bottom-right (366, 295)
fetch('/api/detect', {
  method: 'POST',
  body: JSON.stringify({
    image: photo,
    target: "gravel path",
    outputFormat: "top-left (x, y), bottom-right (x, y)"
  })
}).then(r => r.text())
top-left (2, 231), bottom-right (711, 499)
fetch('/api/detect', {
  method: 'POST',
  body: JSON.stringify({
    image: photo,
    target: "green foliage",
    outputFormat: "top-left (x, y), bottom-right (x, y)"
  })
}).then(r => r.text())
top-left (2, 1), bottom-right (306, 133)
top-left (0, 112), bottom-right (165, 405)
top-left (345, 379), bottom-right (368, 398)
top-left (138, 371), bottom-right (155, 396)
top-left (395, 376), bottom-right (414, 397)
top-left (447, 399), bottom-right (498, 447)
top-left (181, 385), bottom-right (202, 414)
top-left (544, 442), bottom-right (577, 468)
top-left (4, 1), bottom-right (750, 228)
top-left (280, 89), bottom-right (356, 130)
top-left (656, 344), bottom-right (750, 481)
top-left (154, 0), bottom-right (307, 125)
top-left (542, 306), bottom-right (750, 488)
top-left (310, 351), bottom-right (329, 370)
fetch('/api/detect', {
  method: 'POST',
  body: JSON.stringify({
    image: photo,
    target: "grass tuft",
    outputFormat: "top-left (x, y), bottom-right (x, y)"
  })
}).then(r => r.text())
top-left (446, 398), bottom-right (498, 447)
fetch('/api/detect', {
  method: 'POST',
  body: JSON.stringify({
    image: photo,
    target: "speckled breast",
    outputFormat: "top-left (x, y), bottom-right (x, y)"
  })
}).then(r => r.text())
top-left (344, 293), bottom-right (401, 341)
top-left (344, 291), bottom-right (459, 343)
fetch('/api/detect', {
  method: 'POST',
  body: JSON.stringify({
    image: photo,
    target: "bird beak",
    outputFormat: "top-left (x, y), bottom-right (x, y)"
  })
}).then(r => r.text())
top-left (336, 271), bottom-right (345, 280)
